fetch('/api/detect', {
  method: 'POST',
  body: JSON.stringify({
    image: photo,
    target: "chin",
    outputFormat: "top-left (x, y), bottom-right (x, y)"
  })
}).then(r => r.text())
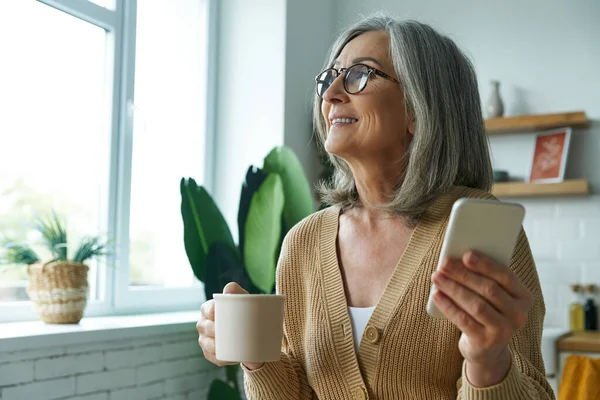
top-left (324, 135), bottom-right (353, 159)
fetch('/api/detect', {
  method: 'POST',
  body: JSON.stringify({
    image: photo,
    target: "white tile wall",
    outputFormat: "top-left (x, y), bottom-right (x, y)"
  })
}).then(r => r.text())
top-left (516, 195), bottom-right (600, 330)
top-left (0, 331), bottom-right (227, 400)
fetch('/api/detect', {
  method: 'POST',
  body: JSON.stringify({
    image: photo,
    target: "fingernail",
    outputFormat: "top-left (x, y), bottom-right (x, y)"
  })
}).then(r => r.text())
top-left (469, 252), bottom-right (478, 263)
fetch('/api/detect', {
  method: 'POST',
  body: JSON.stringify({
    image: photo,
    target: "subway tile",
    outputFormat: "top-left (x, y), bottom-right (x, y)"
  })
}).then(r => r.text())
top-left (536, 262), bottom-right (582, 285)
top-left (556, 197), bottom-right (600, 218)
top-left (35, 352), bottom-right (103, 380)
top-left (528, 240), bottom-right (559, 261)
top-left (581, 263), bottom-right (600, 286)
top-left (0, 361), bottom-right (34, 386)
top-left (0, 347), bottom-right (66, 363)
top-left (105, 345), bottom-right (161, 370)
top-left (76, 369), bottom-right (136, 394)
top-left (559, 240), bottom-right (600, 261)
top-left (161, 341), bottom-right (202, 361)
top-left (109, 382), bottom-right (165, 400)
top-left (532, 219), bottom-right (581, 240)
top-left (136, 360), bottom-right (185, 385)
top-left (519, 199), bottom-right (558, 218)
top-left (544, 308), bottom-right (568, 329)
top-left (581, 218), bottom-right (600, 240)
top-left (2, 377), bottom-right (75, 400)
top-left (539, 282), bottom-right (558, 309)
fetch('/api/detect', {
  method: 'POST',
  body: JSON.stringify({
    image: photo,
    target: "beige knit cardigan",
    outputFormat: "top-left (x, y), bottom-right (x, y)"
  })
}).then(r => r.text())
top-left (243, 186), bottom-right (554, 400)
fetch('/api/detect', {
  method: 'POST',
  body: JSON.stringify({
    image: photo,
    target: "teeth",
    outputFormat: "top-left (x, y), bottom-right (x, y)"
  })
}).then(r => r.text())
top-left (332, 118), bottom-right (357, 124)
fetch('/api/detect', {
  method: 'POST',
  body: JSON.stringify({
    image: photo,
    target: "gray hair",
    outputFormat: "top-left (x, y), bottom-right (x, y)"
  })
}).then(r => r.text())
top-left (314, 13), bottom-right (493, 222)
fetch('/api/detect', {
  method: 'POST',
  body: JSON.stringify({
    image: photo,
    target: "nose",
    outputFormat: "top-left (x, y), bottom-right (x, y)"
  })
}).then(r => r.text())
top-left (322, 73), bottom-right (349, 104)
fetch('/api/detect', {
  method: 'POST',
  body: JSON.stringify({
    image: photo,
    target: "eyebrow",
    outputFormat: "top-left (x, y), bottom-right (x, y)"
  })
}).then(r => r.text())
top-left (333, 56), bottom-right (384, 68)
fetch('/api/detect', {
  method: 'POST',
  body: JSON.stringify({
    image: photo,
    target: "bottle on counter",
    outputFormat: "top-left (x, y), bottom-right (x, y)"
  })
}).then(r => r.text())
top-left (584, 284), bottom-right (598, 331)
top-left (569, 284), bottom-right (584, 332)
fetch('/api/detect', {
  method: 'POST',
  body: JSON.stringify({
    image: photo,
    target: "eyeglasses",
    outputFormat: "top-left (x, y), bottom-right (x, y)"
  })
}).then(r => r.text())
top-left (315, 63), bottom-right (400, 98)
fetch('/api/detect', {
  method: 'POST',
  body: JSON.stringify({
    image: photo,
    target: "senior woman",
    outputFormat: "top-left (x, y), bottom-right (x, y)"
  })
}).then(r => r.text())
top-left (197, 14), bottom-right (554, 400)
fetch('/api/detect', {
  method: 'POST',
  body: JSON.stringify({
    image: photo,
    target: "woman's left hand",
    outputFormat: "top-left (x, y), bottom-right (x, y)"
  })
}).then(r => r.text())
top-left (431, 251), bottom-right (533, 388)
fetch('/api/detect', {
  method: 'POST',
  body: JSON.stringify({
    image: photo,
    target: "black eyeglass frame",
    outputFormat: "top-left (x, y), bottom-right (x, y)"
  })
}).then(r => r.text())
top-left (314, 63), bottom-right (400, 98)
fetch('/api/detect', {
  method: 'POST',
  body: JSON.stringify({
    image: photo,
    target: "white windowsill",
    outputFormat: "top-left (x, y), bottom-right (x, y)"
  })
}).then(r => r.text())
top-left (0, 311), bottom-right (201, 353)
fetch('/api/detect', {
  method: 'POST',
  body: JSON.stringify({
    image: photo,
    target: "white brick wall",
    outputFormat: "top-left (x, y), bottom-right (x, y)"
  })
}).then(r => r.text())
top-left (516, 195), bottom-right (600, 330)
top-left (35, 352), bottom-right (104, 380)
top-left (0, 331), bottom-right (228, 400)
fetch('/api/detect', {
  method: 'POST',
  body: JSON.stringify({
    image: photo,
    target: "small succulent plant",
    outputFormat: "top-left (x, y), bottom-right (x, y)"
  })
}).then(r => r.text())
top-left (1, 211), bottom-right (111, 266)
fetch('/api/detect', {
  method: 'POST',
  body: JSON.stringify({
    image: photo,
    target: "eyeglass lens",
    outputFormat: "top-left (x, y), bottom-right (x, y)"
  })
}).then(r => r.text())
top-left (316, 64), bottom-right (370, 97)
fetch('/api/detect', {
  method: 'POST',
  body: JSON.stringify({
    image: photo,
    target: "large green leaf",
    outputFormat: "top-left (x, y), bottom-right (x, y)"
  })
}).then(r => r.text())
top-left (180, 178), bottom-right (237, 282)
top-left (207, 379), bottom-right (242, 400)
top-left (263, 146), bottom-right (315, 230)
top-left (243, 173), bottom-right (284, 294)
top-left (204, 243), bottom-right (259, 301)
top-left (237, 167), bottom-right (266, 260)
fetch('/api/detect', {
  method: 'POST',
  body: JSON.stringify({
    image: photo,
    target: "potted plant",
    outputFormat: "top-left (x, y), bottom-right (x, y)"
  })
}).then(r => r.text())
top-left (180, 146), bottom-right (315, 400)
top-left (0, 211), bottom-right (111, 324)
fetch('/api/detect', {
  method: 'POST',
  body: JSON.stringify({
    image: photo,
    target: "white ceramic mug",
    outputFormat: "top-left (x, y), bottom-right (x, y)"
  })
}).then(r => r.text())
top-left (214, 294), bottom-right (285, 362)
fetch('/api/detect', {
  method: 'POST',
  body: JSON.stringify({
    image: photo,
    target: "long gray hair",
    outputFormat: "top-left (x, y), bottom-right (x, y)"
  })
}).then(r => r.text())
top-left (314, 13), bottom-right (493, 222)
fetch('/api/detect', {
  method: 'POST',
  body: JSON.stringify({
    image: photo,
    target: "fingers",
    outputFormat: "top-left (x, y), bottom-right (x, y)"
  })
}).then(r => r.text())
top-left (439, 258), bottom-right (515, 315)
top-left (223, 282), bottom-right (249, 295)
top-left (432, 270), bottom-right (507, 328)
top-left (199, 335), bottom-right (215, 354)
top-left (197, 315), bottom-right (231, 367)
top-left (200, 281), bottom-right (250, 321)
top-left (196, 317), bottom-right (215, 337)
top-left (200, 299), bottom-right (215, 320)
top-left (198, 335), bottom-right (232, 367)
top-left (431, 289), bottom-right (482, 335)
top-left (196, 282), bottom-right (249, 368)
top-left (462, 251), bottom-right (529, 300)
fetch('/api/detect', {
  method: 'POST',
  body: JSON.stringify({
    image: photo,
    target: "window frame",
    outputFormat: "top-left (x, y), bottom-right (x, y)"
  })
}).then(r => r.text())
top-left (0, 0), bottom-right (217, 322)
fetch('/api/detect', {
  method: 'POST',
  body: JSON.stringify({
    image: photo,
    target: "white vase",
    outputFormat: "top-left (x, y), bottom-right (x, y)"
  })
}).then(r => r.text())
top-left (486, 80), bottom-right (504, 118)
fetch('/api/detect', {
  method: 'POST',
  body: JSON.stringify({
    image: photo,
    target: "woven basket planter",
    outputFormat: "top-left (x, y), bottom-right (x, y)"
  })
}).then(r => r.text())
top-left (27, 261), bottom-right (89, 324)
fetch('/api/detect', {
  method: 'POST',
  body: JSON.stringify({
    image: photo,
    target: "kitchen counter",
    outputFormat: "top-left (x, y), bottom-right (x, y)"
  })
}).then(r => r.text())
top-left (557, 331), bottom-right (600, 353)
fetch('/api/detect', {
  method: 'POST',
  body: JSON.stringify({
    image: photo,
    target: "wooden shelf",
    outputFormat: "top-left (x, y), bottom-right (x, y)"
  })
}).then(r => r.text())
top-left (492, 179), bottom-right (590, 198)
top-left (557, 332), bottom-right (600, 353)
top-left (485, 111), bottom-right (589, 135)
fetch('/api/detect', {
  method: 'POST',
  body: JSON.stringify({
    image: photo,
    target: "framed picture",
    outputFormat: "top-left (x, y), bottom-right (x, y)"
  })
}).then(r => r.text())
top-left (528, 127), bottom-right (572, 183)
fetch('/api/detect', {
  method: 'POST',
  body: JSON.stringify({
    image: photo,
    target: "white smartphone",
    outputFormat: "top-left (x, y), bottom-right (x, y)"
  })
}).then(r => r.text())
top-left (426, 198), bottom-right (525, 319)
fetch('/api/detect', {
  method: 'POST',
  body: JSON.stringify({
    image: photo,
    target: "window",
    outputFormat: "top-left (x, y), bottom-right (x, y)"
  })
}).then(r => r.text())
top-left (0, 0), bottom-right (216, 321)
top-left (128, 0), bottom-right (207, 288)
top-left (88, 0), bottom-right (116, 10)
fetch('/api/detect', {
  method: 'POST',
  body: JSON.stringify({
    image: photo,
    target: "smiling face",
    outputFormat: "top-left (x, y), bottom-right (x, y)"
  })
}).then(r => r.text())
top-left (321, 31), bottom-right (414, 169)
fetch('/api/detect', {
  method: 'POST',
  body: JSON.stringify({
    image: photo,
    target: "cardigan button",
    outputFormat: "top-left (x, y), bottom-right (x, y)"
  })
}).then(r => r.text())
top-left (364, 325), bottom-right (381, 344)
top-left (353, 386), bottom-right (367, 400)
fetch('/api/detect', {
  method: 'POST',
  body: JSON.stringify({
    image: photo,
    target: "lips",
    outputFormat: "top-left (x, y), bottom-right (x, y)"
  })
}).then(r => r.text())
top-left (331, 118), bottom-right (358, 124)
top-left (329, 114), bottom-right (358, 126)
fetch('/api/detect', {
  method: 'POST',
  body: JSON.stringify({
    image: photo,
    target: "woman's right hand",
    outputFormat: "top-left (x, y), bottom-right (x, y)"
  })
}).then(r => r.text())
top-left (196, 282), bottom-right (265, 371)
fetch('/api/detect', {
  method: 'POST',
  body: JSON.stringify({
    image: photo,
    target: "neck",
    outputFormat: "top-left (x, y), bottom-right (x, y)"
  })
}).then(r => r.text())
top-left (349, 159), bottom-right (404, 213)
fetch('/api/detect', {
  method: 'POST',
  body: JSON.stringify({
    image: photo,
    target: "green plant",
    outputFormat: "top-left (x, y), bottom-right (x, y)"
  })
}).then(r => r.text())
top-left (180, 146), bottom-right (315, 400)
top-left (0, 210), bottom-right (111, 267)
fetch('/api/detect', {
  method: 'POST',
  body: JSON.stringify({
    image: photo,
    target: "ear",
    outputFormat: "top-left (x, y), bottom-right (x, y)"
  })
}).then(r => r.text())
top-left (407, 116), bottom-right (415, 135)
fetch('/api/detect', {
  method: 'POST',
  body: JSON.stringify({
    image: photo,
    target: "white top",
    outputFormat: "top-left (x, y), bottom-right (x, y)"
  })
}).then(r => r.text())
top-left (348, 306), bottom-right (376, 351)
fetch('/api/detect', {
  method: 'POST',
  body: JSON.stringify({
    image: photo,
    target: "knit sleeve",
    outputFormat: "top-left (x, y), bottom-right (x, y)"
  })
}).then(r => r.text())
top-left (456, 229), bottom-right (556, 400)
top-left (242, 334), bottom-right (313, 399)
